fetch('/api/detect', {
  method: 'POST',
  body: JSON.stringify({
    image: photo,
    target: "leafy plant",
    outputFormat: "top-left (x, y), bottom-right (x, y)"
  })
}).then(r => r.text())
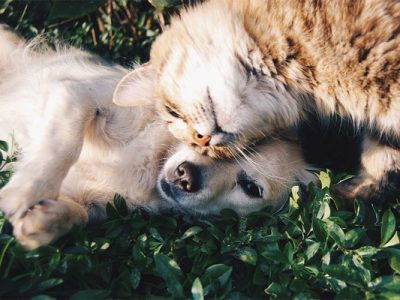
top-left (0, 0), bottom-right (180, 63)
top-left (0, 138), bottom-right (399, 298)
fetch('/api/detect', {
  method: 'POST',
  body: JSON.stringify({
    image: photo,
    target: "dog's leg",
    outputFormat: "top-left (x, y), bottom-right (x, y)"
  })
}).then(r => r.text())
top-left (0, 81), bottom-right (96, 220)
top-left (333, 137), bottom-right (400, 202)
top-left (12, 196), bottom-right (88, 249)
top-left (0, 24), bottom-right (24, 59)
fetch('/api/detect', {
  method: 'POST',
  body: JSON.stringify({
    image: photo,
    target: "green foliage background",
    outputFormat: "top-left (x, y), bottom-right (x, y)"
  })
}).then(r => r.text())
top-left (0, 0), bottom-right (399, 298)
top-left (0, 0), bottom-right (181, 63)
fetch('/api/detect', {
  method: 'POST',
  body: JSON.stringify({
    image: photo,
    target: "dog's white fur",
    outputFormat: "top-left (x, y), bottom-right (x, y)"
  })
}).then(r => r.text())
top-left (0, 25), bottom-right (314, 249)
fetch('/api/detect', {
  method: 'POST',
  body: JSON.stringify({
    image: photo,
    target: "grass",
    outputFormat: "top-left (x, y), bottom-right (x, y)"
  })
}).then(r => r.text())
top-left (0, 1), bottom-right (400, 298)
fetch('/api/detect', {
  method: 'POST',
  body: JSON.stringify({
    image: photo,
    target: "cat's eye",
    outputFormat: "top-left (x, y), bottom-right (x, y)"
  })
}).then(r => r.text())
top-left (165, 105), bottom-right (181, 119)
top-left (239, 179), bottom-right (263, 198)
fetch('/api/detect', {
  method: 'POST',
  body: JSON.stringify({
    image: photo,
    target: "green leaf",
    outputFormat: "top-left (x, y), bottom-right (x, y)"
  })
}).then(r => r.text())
top-left (356, 246), bottom-right (379, 257)
top-left (323, 263), bottom-right (366, 288)
top-left (389, 256), bottom-right (400, 274)
top-left (48, 0), bottom-right (106, 21)
top-left (0, 0), bottom-right (12, 14)
top-left (318, 171), bottom-right (331, 188)
top-left (149, 227), bottom-right (164, 242)
top-left (305, 241), bottom-right (320, 261)
top-left (180, 226), bottom-right (203, 240)
top-left (191, 277), bottom-right (204, 300)
top-left (335, 287), bottom-right (363, 299)
top-left (283, 242), bottom-right (294, 264)
top-left (148, 0), bottom-right (180, 11)
top-left (381, 209), bottom-right (396, 246)
top-left (154, 254), bottom-right (183, 297)
top-left (130, 267), bottom-right (141, 290)
top-left (113, 194), bottom-right (129, 217)
top-left (368, 275), bottom-right (400, 292)
top-left (0, 140), bottom-right (8, 152)
top-left (344, 228), bottom-right (364, 248)
top-left (105, 202), bottom-right (119, 218)
top-left (261, 242), bottom-right (287, 264)
top-left (201, 264), bottom-right (232, 291)
top-left (36, 278), bottom-right (63, 292)
top-left (316, 201), bottom-right (331, 220)
top-left (31, 296), bottom-right (57, 300)
top-left (312, 219), bottom-right (327, 242)
top-left (289, 185), bottom-right (300, 212)
top-left (0, 236), bottom-right (13, 269)
top-left (235, 247), bottom-right (257, 266)
top-left (324, 219), bottom-right (345, 246)
top-left (265, 282), bottom-right (287, 297)
top-left (383, 231), bottom-right (400, 248)
top-left (70, 289), bottom-right (111, 300)
top-left (353, 198), bottom-right (366, 223)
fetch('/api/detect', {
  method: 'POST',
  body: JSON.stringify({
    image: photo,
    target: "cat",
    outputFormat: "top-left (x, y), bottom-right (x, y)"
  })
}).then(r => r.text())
top-left (113, 0), bottom-right (400, 202)
top-left (0, 24), bottom-right (313, 249)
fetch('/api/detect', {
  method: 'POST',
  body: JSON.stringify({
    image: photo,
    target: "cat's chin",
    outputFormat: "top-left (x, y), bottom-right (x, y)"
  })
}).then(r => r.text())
top-left (191, 144), bottom-right (237, 159)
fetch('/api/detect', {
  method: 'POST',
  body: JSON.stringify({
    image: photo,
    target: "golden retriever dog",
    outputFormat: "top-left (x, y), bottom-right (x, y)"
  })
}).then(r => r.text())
top-left (0, 25), bottom-right (314, 249)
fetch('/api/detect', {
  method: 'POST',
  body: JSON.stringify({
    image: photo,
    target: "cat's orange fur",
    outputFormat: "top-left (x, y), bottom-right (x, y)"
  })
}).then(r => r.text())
top-left (114, 0), bottom-right (399, 201)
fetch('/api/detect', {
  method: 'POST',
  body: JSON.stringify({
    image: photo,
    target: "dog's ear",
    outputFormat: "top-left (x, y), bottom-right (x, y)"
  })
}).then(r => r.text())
top-left (113, 62), bottom-right (155, 106)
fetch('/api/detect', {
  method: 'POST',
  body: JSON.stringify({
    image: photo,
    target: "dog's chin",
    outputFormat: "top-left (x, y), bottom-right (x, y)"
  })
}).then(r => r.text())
top-left (158, 179), bottom-right (179, 204)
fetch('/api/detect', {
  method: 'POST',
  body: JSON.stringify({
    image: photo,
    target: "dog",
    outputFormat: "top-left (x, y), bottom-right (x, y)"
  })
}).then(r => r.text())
top-left (0, 25), bottom-right (314, 249)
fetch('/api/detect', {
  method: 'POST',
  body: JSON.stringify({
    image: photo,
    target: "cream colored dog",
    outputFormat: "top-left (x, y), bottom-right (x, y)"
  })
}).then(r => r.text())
top-left (0, 25), bottom-right (314, 249)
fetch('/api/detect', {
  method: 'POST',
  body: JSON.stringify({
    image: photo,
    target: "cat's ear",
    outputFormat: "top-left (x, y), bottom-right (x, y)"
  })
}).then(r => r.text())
top-left (113, 62), bottom-right (156, 107)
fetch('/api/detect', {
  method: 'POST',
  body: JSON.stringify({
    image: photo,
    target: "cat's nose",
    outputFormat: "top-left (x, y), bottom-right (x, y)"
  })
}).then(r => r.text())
top-left (193, 131), bottom-right (211, 147)
top-left (172, 162), bottom-right (201, 193)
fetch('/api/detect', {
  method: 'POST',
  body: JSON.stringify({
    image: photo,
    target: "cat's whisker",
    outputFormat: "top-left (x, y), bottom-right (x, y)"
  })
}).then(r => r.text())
top-left (234, 145), bottom-right (296, 188)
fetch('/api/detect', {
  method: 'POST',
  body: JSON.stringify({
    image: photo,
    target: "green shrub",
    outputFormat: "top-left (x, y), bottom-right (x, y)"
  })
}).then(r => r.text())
top-left (0, 138), bottom-right (399, 298)
top-left (0, 0), bottom-right (181, 63)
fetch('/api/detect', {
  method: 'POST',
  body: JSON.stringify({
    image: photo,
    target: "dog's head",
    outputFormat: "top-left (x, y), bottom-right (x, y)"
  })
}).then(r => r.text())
top-left (158, 139), bottom-right (315, 216)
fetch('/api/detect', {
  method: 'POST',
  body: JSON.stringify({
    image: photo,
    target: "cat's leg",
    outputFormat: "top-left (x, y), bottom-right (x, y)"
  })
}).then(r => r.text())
top-left (333, 138), bottom-right (400, 202)
top-left (12, 196), bottom-right (88, 249)
top-left (0, 81), bottom-right (96, 220)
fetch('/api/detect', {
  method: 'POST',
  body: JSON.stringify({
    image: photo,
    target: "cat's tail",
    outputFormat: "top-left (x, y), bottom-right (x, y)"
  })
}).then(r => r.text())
top-left (0, 24), bottom-right (26, 77)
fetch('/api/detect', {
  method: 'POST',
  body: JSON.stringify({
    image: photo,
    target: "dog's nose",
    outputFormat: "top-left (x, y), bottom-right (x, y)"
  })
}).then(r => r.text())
top-left (172, 162), bottom-right (201, 193)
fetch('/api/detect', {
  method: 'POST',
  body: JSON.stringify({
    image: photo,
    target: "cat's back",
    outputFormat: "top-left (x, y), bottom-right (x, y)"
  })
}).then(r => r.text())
top-left (232, 0), bottom-right (399, 63)
top-left (232, 0), bottom-right (399, 117)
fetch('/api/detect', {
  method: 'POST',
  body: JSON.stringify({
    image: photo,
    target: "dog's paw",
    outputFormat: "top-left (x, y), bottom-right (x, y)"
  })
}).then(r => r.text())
top-left (12, 199), bottom-right (86, 250)
top-left (0, 187), bottom-right (40, 219)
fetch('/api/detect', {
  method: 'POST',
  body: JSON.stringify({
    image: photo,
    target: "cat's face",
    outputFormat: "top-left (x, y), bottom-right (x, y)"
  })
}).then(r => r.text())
top-left (153, 35), bottom-right (301, 159)
top-left (158, 140), bottom-right (313, 216)
top-left (153, 45), bottom-right (285, 159)
top-left (113, 6), bottom-right (300, 158)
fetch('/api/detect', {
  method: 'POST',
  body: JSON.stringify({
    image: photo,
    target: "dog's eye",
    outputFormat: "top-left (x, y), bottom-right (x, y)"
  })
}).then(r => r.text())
top-left (165, 105), bottom-right (182, 119)
top-left (239, 180), bottom-right (263, 198)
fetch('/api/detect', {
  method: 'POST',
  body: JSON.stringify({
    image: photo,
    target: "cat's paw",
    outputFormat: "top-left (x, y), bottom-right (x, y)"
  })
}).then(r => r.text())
top-left (332, 170), bottom-right (400, 202)
top-left (12, 199), bottom-right (87, 250)
top-left (332, 176), bottom-right (375, 201)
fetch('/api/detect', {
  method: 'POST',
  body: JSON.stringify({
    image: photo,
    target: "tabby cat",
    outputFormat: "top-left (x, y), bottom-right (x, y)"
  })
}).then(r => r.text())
top-left (113, 0), bottom-right (400, 201)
